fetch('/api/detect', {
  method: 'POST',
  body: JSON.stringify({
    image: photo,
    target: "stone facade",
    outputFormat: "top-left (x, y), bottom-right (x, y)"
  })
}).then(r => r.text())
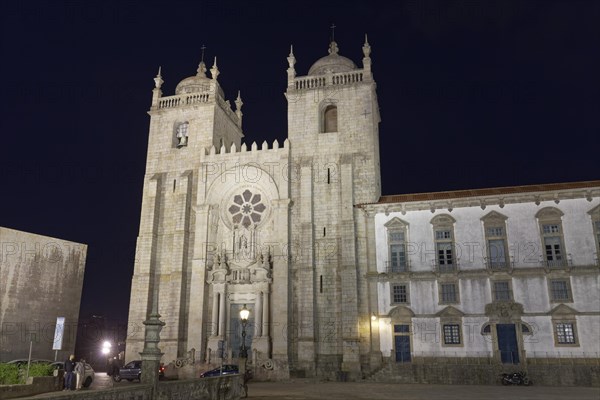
top-left (0, 227), bottom-right (87, 362)
top-left (126, 38), bottom-right (380, 381)
top-left (125, 35), bottom-right (600, 382)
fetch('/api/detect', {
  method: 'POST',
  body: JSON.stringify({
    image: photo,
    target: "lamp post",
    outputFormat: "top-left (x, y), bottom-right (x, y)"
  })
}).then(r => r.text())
top-left (239, 304), bottom-right (250, 358)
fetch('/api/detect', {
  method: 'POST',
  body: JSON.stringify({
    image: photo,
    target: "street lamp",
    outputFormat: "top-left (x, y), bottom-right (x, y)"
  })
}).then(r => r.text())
top-left (239, 304), bottom-right (250, 358)
top-left (101, 341), bottom-right (112, 355)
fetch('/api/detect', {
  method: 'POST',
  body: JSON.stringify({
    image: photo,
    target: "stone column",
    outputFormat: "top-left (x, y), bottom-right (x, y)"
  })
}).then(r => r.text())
top-left (212, 292), bottom-right (219, 336)
top-left (255, 291), bottom-right (263, 337)
top-left (219, 290), bottom-right (226, 338)
top-left (262, 290), bottom-right (270, 337)
top-left (139, 284), bottom-right (165, 396)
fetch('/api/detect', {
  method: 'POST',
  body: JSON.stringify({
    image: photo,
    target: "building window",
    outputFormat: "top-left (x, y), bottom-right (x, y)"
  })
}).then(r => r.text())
top-left (555, 322), bottom-right (577, 345)
top-left (521, 322), bottom-right (533, 336)
top-left (439, 282), bottom-right (459, 304)
top-left (176, 121), bottom-right (189, 147)
top-left (481, 211), bottom-right (510, 270)
top-left (385, 217), bottom-right (410, 273)
top-left (431, 215), bottom-right (457, 273)
top-left (548, 279), bottom-right (573, 302)
top-left (481, 323), bottom-right (491, 335)
top-left (323, 105), bottom-right (338, 132)
top-left (391, 284), bottom-right (409, 304)
top-left (536, 207), bottom-right (567, 268)
top-left (443, 324), bottom-right (461, 345)
top-left (492, 280), bottom-right (513, 302)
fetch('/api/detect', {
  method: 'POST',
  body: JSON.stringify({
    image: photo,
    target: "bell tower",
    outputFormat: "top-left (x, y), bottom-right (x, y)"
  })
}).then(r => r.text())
top-left (126, 55), bottom-right (244, 362)
top-left (285, 36), bottom-right (381, 378)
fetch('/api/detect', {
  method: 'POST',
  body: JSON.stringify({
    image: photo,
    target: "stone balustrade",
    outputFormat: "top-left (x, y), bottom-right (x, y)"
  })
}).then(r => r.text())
top-left (158, 92), bottom-right (211, 109)
top-left (294, 70), bottom-right (364, 90)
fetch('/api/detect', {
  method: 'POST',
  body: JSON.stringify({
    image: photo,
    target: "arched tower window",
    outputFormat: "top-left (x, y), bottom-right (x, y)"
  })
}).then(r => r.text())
top-left (323, 105), bottom-right (338, 133)
top-left (175, 121), bottom-right (189, 148)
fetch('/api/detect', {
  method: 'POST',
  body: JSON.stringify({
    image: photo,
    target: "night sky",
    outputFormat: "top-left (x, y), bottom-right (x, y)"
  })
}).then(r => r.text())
top-left (2, 1), bottom-right (599, 328)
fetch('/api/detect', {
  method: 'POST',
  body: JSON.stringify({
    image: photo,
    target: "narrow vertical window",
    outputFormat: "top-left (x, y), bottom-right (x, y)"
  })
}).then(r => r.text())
top-left (327, 168), bottom-right (331, 184)
top-left (320, 275), bottom-right (323, 293)
top-left (588, 205), bottom-right (600, 265)
top-left (323, 105), bottom-right (338, 133)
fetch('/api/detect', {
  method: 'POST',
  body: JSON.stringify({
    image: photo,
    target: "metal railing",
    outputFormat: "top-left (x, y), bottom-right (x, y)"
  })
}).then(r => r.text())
top-left (431, 259), bottom-right (459, 273)
top-left (484, 257), bottom-right (513, 270)
top-left (386, 260), bottom-right (410, 273)
top-left (541, 259), bottom-right (572, 268)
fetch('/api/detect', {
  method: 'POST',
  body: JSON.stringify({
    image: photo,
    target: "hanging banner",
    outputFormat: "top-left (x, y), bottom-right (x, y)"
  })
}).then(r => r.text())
top-left (52, 317), bottom-right (65, 351)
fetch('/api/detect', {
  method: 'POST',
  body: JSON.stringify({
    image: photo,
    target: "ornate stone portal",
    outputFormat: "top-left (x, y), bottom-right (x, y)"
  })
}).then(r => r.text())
top-left (206, 189), bottom-right (273, 364)
top-left (485, 302), bottom-right (526, 364)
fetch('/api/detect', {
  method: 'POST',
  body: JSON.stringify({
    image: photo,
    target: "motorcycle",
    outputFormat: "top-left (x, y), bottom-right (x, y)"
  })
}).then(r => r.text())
top-left (500, 371), bottom-right (532, 386)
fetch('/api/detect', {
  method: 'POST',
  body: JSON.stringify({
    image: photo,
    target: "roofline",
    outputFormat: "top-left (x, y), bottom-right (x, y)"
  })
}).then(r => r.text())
top-left (357, 180), bottom-right (600, 208)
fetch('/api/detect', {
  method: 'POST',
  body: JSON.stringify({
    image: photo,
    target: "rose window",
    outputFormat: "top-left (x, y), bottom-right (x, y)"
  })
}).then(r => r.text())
top-left (228, 189), bottom-right (266, 228)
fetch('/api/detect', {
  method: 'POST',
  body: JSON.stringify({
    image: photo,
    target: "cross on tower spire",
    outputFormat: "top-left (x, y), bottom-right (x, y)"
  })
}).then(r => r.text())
top-left (200, 44), bottom-right (206, 62)
top-left (330, 23), bottom-right (336, 42)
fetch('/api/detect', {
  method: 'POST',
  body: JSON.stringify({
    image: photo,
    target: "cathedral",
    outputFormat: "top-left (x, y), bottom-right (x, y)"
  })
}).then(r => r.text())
top-left (126, 36), bottom-right (600, 383)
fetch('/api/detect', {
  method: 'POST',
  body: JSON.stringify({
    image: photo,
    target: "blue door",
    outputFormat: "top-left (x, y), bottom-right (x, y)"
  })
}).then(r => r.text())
top-left (497, 324), bottom-right (519, 364)
top-left (394, 325), bottom-right (411, 363)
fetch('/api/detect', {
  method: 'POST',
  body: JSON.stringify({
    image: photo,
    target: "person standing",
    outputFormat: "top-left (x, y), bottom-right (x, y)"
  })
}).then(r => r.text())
top-left (74, 359), bottom-right (85, 390)
top-left (63, 355), bottom-right (76, 391)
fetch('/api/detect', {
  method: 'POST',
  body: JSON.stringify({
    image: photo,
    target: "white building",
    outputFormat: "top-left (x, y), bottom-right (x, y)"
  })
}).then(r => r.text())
top-left (362, 184), bottom-right (600, 372)
top-left (125, 35), bottom-right (600, 382)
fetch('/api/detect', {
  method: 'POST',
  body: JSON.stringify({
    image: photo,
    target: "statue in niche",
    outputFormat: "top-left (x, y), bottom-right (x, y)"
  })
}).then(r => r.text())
top-left (239, 235), bottom-right (248, 250)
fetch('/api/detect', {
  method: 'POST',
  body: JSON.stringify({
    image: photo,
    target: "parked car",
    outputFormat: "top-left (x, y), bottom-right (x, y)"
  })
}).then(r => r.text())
top-left (113, 360), bottom-right (165, 382)
top-left (50, 361), bottom-right (95, 388)
top-left (199, 364), bottom-right (239, 378)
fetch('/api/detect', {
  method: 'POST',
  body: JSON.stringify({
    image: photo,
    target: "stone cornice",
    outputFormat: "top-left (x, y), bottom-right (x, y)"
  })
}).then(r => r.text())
top-left (366, 264), bottom-right (600, 282)
top-left (359, 183), bottom-right (600, 214)
top-left (399, 311), bottom-right (600, 319)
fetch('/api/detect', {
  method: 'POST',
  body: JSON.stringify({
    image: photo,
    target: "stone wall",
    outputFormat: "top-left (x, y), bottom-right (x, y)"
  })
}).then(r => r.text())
top-left (0, 227), bottom-right (87, 362)
top-left (0, 375), bottom-right (241, 400)
top-left (0, 376), bottom-right (61, 400)
top-left (368, 357), bottom-right (600, 387)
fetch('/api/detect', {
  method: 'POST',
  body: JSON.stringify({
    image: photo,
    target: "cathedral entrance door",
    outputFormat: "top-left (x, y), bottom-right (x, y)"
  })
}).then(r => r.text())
top-left (496, 324), bottom-right (519, 364)
top-left (229, 303), bottom-right (254, 359)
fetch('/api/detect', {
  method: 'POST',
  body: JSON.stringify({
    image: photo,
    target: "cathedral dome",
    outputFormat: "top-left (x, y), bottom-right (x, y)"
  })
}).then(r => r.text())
top-left (175, 61), bottom-right (212, 95)
top-left (308, 41), bottom-right (357, 75)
